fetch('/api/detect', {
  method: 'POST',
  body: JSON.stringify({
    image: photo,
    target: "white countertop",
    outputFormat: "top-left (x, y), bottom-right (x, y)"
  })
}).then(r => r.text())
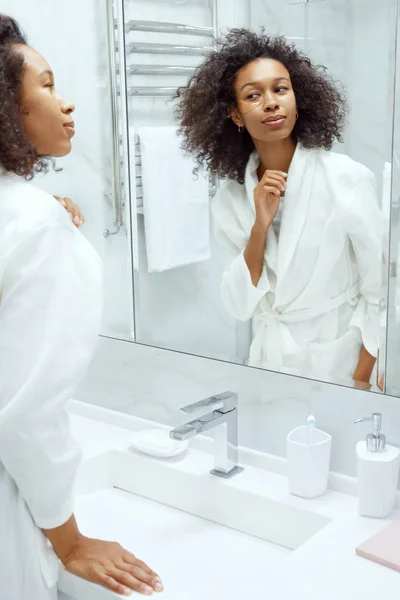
top-left (62, 406), bottom-right (400, 600)
top-left (73, 488), bottom-right (291, 600)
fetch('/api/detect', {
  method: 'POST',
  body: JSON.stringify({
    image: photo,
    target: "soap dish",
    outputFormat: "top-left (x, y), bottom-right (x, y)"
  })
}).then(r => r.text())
top-left (129, 429), bottom-right (189, 458)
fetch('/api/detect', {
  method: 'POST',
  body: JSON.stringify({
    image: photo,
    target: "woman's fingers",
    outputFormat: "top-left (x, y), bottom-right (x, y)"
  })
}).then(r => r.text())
top-left (53, 195), bottom-right (85, 228)
top-left (263, 175), bottom-right (286, 190)
top-left (136, 559), bottom-right (161, 583)
top-left (96, 571), bottom-right (133, 596)
top-left (263, 169), bottom-right (288, 180)
top-left (259, 170), bottom-right (287, 191)
top-left (260, 169), bottom-right (287, 182)
top-left (262, 185), bottom-right (282, 197)
top-left (66, 197), bottom-right (84, 226)
top-left (122, 564), bottom-right (163, 591)
top-left (266, 180), bottom-right (285, 192)
top-left (123, 552), bottom-right (158, 577)
top-left (61, 537), bottom-right (163, 597)
top-left (111, 568), bottom-right (155, 596)
top-left (257, 180), bottom-right (284, 195)
top-left (122, 550), bottom-right (137, 564)
top-left (122, 554), bottom-right (163, 591)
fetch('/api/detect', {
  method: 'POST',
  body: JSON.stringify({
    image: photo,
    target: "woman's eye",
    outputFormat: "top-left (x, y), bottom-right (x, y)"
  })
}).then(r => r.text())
top-left (246, 93), bottom-right (259, 100)
top-left (276, 87), bottom-right (288, 93)
top-left (45, 83), bottom-right (54, 89)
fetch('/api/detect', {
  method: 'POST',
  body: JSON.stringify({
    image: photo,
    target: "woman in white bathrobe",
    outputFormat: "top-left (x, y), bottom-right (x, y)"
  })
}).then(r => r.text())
top-left (175, 29), bottom-right (384, 388)
top-left (0, 15), bottom-right (162, 599)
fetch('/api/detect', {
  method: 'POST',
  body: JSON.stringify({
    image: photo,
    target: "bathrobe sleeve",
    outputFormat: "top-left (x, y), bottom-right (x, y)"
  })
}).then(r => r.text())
top-left (0, 220), bottom-right (102, 529)
top-left (211, 182), bottom-right (270, 321)
top-left (345, 170), bottom-right (384, 358)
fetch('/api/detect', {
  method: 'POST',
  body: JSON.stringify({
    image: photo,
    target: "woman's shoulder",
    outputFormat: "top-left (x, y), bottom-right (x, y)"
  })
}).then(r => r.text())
top-left (212, 177), bottom-right (245, 209)
top-left (213, 177), bottom-right (244, 198)
top-left (0, 174), bottom-right (102, 275)
top-left (0, 174), bottom-right (75, 236)
top-left (317, 148), bottom-right (375, 189)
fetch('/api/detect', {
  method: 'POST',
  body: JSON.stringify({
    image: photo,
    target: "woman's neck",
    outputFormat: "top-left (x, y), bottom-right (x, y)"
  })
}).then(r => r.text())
top-left (255, 137), bottom-right (297, 179)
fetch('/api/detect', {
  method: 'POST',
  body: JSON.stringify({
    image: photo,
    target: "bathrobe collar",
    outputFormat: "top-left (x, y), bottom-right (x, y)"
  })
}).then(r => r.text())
top-left (244, 143), bottom-right (317, 285)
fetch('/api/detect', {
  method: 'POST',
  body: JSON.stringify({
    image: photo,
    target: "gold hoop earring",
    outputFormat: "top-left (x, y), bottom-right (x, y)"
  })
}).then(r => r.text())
top-left (296, 111), bottom-right (299, 120)
top-left (238, 125), bottom-right (244, 133)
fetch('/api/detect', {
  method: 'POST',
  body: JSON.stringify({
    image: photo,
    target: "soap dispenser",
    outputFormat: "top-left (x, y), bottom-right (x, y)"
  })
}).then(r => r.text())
top-left (354, 413), bottom-right (400, 518)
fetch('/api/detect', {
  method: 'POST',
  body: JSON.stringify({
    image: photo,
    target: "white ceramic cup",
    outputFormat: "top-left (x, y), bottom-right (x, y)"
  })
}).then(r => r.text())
top-left (287, 426), bottom-right (332, 499)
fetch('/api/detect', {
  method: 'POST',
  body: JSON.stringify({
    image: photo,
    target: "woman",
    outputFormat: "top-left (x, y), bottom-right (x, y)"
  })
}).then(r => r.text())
top-left (175, 29), bottom-right (384, 387)
top-left (0, 15), bottom-right (163, 598)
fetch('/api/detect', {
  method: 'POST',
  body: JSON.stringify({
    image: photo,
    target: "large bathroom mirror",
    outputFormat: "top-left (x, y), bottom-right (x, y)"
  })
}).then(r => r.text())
top-left (102, 0), bottom-right (399, 394)
top-left (384, 9), bottom-right (400, 398)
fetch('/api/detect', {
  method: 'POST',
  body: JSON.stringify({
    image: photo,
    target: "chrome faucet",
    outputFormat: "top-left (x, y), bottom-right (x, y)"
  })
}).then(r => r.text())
top-left (169, 391), bottom-right (244, 479)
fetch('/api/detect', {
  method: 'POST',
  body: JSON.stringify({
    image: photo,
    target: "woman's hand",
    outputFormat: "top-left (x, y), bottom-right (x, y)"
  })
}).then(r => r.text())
top-left (54, 195), bottom-right (85, 228)
top-left (352, 345), bottom-right (376, 391)
top-left (44, 515), bottom-right (162, 596)
top-left (62, 535), bottom-right (163, 596)
top-left (353, 379), bottom-right (372, 391)
top-left (253, 170), bottom-right (287, 232)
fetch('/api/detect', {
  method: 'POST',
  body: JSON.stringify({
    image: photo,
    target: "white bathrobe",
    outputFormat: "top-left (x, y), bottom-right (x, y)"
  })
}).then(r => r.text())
top-left (212, 144), bottom-right (384, 385)
top-left (0, 173), bottom-right (103, 599)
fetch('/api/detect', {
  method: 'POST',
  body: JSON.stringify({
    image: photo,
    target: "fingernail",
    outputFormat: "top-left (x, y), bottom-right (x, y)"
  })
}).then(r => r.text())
top-left (144, 586), bottom-right (153, 595)
top-left (60, 200), bottom-right (67, 207)
top-left (154, 582), bottom-right (163, 592)
top-left (123, 589), bottom-right (132, 596)
top-left (80, 219), bottom-right (84, 227)
top-left (73, 216), bottom-right (80, 225)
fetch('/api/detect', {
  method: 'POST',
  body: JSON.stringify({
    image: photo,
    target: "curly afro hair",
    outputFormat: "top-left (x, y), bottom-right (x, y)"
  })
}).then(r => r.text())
top-left (0, 14), bottom-right (55, 178)
top-left (175, 28), bottom-right (348, 184)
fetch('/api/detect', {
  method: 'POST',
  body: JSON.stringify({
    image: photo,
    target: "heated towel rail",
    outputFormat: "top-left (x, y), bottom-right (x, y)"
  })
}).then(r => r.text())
top-left (105, 2), bottom-right (219, 236)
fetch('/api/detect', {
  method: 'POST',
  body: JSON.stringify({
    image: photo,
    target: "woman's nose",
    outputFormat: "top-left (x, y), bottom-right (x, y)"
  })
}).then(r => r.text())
top-left (262, 91), bottom-right (279, 111)
top-left (264, 98), bottom-right (279, 111)
top-left (61, 97), bottom-right (75, 115)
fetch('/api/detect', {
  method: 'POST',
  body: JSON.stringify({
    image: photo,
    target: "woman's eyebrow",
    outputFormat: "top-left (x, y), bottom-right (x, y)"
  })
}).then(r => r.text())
top-left (240, 76), bottom-right (290, 92)
top-left (39, 69), bottom-right (54, 79)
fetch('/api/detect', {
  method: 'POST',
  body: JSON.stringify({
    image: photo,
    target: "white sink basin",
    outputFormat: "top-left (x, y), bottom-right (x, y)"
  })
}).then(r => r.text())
top-left (59, 487), bottom-right (291, 600)
top-left (60, 409), bottom-right (400, 600)
top-left (58, 442), bottom-right (332, 600)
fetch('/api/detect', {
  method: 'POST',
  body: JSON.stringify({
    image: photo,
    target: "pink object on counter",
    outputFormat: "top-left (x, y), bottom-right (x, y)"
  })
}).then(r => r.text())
top-left (356, 520), bottom-right (400, 571)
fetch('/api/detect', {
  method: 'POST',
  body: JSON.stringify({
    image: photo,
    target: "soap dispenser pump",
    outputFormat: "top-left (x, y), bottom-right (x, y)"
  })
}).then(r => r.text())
top-left (354, 413), bottom-right (400, 518)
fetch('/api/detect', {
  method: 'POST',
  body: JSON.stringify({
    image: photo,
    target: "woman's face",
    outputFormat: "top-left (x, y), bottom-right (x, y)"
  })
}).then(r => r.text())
top-left (16, 44), bottom-right (75, 157)
top-left (231, 58), bottom-right (297, 143)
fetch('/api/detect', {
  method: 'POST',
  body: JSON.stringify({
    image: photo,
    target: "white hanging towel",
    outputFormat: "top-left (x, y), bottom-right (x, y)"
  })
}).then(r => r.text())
top-left (137, 126), bottom-right (211, 272)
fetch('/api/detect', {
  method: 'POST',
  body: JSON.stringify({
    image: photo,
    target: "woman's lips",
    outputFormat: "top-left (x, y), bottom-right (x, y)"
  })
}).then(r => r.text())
top-left (262, 116), bottom-right (286, 128)
top-left (64, 123), bottom-right (75, 137)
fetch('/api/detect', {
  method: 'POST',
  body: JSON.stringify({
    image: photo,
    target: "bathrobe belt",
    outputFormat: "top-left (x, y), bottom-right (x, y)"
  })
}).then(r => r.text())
top-left (256, 282), bottom-right (361, 366)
